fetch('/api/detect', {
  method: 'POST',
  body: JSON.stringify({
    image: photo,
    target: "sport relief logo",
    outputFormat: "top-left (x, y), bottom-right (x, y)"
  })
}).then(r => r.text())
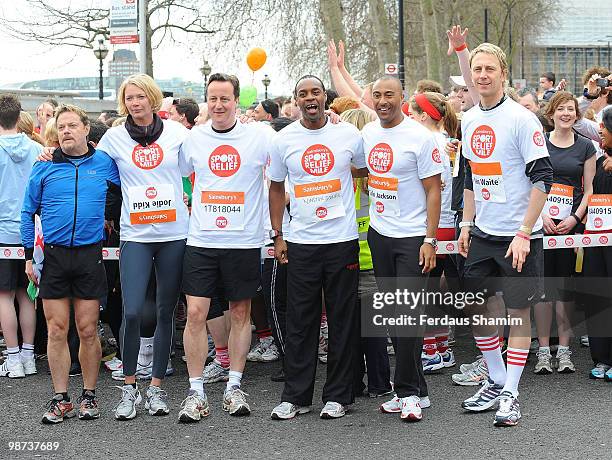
top-left (582, 236), bottom-right (592, 245)
top-left (132, 143), bottom-right (163, 170)
top-left (471, 125), bottom-right (496, 159)
top-left (146, 187), bottom-right (157, 199)
top-left (481, 188), bottom-right (491, 200)
top-left (565, 237), bottom-right (574, 247)
top-left (209, 145), bottom-right (241, 177)
top-left (368, 143), bottom-right (393, 173)
top-left (375, 201), bottom-right (384, 213)
top-left (432, 148), bottom-right (442, 164)
top-left (316, 207), bottom-right (328, 219)
top-left (446, 242), bottom-right (455, 252)
top-left (548, 238), bottom-right (557, 248)
top-left (600, 235), bottom-right (609, 245)
top-left (549, 205), bottom-right (559, 217)
top-left (594, 217), bottom-right (604, 229)
top-left (302, 144), bottom-right (334, 176)
top-left (216, 216), bottom-right (228, 228)
top-left (533, 131), bottom-right (545, 147)
top-left (3, 249), bottom-right (11, 258)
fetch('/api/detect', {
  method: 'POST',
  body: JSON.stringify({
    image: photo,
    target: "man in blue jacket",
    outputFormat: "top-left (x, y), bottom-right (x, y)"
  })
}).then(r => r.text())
top-left (21, 104), bottom-right (120, 424)
top-left (0, 94), bottom-right (42, 380)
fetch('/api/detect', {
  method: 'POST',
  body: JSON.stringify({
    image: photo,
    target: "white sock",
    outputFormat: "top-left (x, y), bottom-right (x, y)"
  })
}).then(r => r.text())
top-left (189, 377), bottom-right (205, 397)
top-left (20, 343), bottom-right (35, 360)
top-left (138, 336), bottom-right (154, 365)
top-left (475, 335), bottom-right (506, 386)
top-left (502, 347), bottom-right (529, 397)
top-left (7, 347), bottom-right (20, 365)
top-left (227, 371), bottom-right (242, 390)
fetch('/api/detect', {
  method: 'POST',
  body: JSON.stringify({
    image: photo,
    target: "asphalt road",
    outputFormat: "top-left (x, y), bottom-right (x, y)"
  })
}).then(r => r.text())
top-left (1, 328), bottom-right (610, 460)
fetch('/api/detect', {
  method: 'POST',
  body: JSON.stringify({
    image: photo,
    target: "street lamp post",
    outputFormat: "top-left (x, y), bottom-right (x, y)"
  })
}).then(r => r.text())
top-left (200, 58), bottom-right (211, 102)
top-left (262, 74), bottom-right (271, 100)
top-left (93, 38), bottom-right (108, 100)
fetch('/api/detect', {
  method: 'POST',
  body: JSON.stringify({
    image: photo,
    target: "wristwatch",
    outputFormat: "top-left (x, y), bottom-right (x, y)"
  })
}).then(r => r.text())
top-left (459, 221), bottom-right (474, 229)
top-left (423, 237), bottom-right (437, 247)
top-left (269, 229), bottom-right (283, 240)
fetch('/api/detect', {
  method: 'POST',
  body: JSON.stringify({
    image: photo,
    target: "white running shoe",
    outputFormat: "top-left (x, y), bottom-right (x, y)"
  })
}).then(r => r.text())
top-left (441, 350), bottom-right (456, 368)
top-left (534, 349), bottom-right (553, 375)
top-left (114, 384), bottom-right (142, 420)
top-left (111, 361), bottom-right (153, 381)
top-left (105, 357), bottom-right (123, 372)
top-left (556, 348), bottom-right (575, 374)
top-left (0, 359), bottom-right (25, 378)
top-left (422, 352), bottom-right (444, 373)
top-left (459, 356), bottom-right (484, 374)
top-left (247, 337), bottom-right (273, 362)
top-left (400, 396), bottom-right (422, 422)
top-left (260, 343), bottom-right (280, 362)
top-left (202, 360), bottom-right (229, 383)
top-left (178, 390), bottom-right (209, 423)
top-left (320, 401), bottom-right (346, 419)
top-left (22, 357), bottom-right (37, 375)
top-left (223, 386), bottom-right (251, 416)
top-left (380, 395), bottom-right (401, 413)
top-left (271, 401), bottom-right (311, 420)
top-left (452, 359), bottom-right (488, 386)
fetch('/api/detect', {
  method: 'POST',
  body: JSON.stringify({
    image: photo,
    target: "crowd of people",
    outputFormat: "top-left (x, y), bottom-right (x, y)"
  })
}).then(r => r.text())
top-left (1, 25), bottom-right (612, 430)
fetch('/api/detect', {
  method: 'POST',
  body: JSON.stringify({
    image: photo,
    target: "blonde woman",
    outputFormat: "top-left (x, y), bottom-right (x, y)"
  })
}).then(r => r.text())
top-left (17, 111), bottom-right (45, 145)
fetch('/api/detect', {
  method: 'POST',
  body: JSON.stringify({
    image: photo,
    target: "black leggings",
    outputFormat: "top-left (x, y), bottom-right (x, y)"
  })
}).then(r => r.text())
top-left (119, 239), bottom-right (185, 379)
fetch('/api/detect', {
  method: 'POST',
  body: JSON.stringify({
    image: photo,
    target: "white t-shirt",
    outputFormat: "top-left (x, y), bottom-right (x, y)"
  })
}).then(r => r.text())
top-left (180, 122), bottom-right (271, 249)
top-left (462, 98), bottom-right (550, 236)
top-left (96, 119), bottom-right (190, 243)
top-left (361, 117), bottom-right (444, 238)
top-left (434, 132), bottom-right (456, 229)
top-left (268, 119), bottom-right (366, 244)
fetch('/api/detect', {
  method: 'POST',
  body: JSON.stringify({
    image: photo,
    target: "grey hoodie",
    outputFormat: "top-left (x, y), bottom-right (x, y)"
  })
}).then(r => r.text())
top-left (0, 133), bottom-right (42, 244)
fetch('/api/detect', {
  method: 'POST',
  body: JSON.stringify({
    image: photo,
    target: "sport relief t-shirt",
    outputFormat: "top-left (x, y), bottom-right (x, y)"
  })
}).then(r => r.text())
top-left (179, 121), bottom-right (271, 249)
top-left (96, 119), bottom-right (190, 243)
top-left (542, 133), bottom-right (596, 220)
top-left (361, 117), bottom-right (444, 238)
top-left (268, 119), bottom-right (366, 244)
top-left (462, 98), bottom-right (549, 237)
top-left (434, 131), bottom-right (456, 229)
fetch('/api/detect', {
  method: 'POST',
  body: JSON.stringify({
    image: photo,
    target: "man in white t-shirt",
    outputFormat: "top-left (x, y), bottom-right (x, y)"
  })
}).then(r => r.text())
top-left (268, 75), bottom-right (368, 420)
top-left (458, 43), bottom-right (553, 427)
top-left (361, 76), bottom-right (443, 423)
top-left (177, 73), bottom-right (271, 422)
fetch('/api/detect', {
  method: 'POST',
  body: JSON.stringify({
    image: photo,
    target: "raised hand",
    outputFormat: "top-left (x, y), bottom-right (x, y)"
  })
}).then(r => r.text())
top-left (327, 39), bottom-right (338, 68)
top-left (338, 40), bottom-right (346, 69)
top-left (446, 25), bottom-right (468, 56)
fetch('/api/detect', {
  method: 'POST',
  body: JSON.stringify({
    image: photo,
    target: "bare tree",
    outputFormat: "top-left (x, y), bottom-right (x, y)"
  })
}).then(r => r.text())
top-left (0, 0), bottom-right (216, 76)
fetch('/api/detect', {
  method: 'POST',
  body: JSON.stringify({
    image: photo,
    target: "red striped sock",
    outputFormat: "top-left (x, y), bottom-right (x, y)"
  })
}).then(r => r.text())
top-left (423, 337), bottom-right (437, 356)
top-left (475, 334), bottom-right (506, 385)
top-left (503, 347), bottom-right (529, 396)
top-left (256, 328), bottom-right (272, 340)
top-left (435, 334), bottom-right (449, 353)
top-left (215, 346), bottom-right (230, 368)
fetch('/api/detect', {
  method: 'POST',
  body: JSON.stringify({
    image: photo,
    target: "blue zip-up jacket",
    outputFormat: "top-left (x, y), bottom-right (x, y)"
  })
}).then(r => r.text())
top-left (21, 145), bottom-right (121, 259)
top-left (0, 133), bottom-right (42, 244)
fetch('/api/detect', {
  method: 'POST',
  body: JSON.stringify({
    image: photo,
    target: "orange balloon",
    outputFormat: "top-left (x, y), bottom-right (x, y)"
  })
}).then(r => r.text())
top-left (246, 48), bottom-right (267, 71)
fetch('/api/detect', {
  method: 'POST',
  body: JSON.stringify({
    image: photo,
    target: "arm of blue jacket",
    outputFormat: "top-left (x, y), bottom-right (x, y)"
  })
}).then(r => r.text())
top-left (21, 163), bottom-right (45, 260)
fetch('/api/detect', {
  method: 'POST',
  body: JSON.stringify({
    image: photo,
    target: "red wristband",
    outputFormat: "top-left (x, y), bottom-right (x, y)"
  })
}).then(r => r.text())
top-left (454, 43), bottom-right (467, 52)
top-left (516, 232), bottom-right (530, 241)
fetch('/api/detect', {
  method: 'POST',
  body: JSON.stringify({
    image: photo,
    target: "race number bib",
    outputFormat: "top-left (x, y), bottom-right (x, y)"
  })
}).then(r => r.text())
top-left (294, 179), bottom-right (345, 223)
top-left (470, 161), bottom-right (506, 203)
top-left (127, 184), bottom-right (176, 225)
top-left (368, 175), bottom-right (399, 217)
top-left (586, 194), bottom-right (612, 231)
top-left (543, 183), bottom-right (573, 219)
top-left (200, 191), bottom-right (245, 231)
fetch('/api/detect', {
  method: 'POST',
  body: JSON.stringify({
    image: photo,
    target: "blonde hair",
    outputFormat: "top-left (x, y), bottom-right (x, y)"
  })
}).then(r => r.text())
top-left (117, 74), bottom-right (163, 117)
top-left (340, 108), bottom-right (376, 131)
top-left (330, 96), bottom-right (360, 115)
top-left (17, 111), bottom-right (45, 145)
top-left (55, 104), bottom-right (89, 126)
top-left (469, 43), bottom-right (508, 75)
top-left (112, 117), bottom-right (127, 127)
top-left (410, 92), bottom-right (459, 139)
top-left (43, 118), bottom-right (59, 147)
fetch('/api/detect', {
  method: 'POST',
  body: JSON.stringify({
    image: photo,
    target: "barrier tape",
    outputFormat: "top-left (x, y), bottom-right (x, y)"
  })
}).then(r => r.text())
top-left (1, 234), bottom-right (611, 260)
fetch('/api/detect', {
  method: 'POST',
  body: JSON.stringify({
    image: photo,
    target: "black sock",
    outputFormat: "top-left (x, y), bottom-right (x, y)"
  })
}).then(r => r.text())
top-left (56, 392), bottom-right (70, 402)
top-left (82, 389), bottom-right (96, 397)
top-left (127, 383), bottom-right (137, 389)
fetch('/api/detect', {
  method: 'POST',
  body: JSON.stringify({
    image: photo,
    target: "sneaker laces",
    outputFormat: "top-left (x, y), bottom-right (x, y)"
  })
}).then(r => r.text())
top-left (557, 348), bottom-right (572, 360)
top-left (115, 385), bottom-right (138, 409)
top-left (76, 393), bottom-right (97, 408)
top-left (249, 341), bottom-right (266, 355)
top-left (45, 396), bottom-right (63, 413)
top-left (181, 392), bottom-right (203, 410)
top-left (227, 387), bottom-right (248, 404)
top-left (536, 349), bottom-right (551, 363)
top-left (497, 394), bottom-right (514, 413)
top-left (148, 387), bottom-right (168, 403)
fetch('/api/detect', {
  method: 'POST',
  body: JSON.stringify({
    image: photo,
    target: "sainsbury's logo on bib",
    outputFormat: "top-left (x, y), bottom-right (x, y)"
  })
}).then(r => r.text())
top-left (133, 143), bottom-right (163, 169)
top-left (368, 143), bottom-right (393, 173)
top-left (209, 145), bottom-right (241, 177)
top-left (533, 131), bottom-right (545, 146)
top-left (471, 125), bottom-right (496, 159)
top-left (302, 144), bottom-right (334, 176)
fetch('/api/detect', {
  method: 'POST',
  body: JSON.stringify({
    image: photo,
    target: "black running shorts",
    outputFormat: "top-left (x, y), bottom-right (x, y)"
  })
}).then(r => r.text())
top-left (39, 242), bottom-right (107, 300)
top-left (0, 243), bottom-right (28, 291)
top-left (463, 235), bottom-right (543, 309)
top-left (182, 246), bottom-right (261, 301)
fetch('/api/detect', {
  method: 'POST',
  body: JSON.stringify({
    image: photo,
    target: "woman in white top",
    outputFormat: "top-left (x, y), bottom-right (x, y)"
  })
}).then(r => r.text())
top-left (410, 92), bottom-right (460, 373)
top-left (95, 74), bottom-right (189, 420)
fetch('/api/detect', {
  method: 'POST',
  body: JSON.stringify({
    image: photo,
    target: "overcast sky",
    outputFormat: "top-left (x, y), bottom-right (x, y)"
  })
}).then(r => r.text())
top-left (0, 1), bottom-right (290, 94)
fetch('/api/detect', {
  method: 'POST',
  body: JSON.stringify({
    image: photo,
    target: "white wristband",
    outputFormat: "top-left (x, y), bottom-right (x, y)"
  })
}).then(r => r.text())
top-left (459, 221), bottom-right (474, 228)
